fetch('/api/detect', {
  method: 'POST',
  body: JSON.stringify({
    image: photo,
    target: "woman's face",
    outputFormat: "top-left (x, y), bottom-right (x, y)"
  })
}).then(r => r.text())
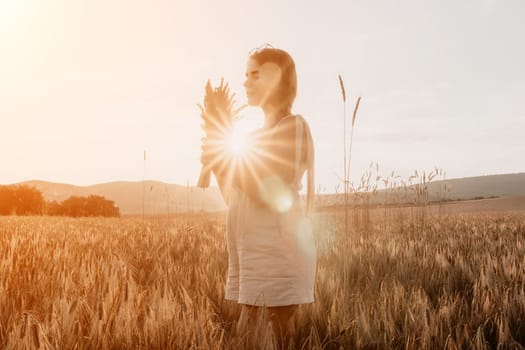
top-left (243, 58), bottom-right (282, 107)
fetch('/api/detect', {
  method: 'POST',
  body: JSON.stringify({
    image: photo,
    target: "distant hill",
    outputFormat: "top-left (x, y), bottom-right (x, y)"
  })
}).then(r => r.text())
top-left (427, 173), bottom-right (525, 199)
top-left (13, 172), bottom-right (525, 214)
top-left (18, 180), bottom-right (226, 215)
top-left (317, 173), bottom-right (525, 207)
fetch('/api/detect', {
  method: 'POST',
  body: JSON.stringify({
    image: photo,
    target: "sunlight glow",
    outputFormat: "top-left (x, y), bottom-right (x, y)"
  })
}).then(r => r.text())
top-left (226, 119), bottom-right (255, 157)
top-left (226, 126), bottom-right (247, 156)
top-left (276, 195), bottom-right (293, 213)
top-left (260, 176), bottom-right (293, 213)
top-left (0, 0), bottom-right (15, 11)
top-left (0, 0), bottom-right (19, 25)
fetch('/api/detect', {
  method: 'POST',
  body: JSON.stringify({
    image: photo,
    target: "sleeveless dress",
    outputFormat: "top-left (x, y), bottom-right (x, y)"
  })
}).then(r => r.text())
top-left (224, 115), bottom-right (316, 307)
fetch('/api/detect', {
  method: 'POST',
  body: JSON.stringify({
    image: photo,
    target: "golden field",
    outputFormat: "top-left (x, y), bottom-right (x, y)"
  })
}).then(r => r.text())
top-left (1, 208), bottom-right (525, 349)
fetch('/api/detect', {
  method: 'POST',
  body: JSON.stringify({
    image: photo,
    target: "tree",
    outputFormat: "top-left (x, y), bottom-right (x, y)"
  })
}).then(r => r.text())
top-left (0, 185), bottom-right (44, 216)
top-left (0, 184), bottom-right (120, 218)
top-left (46, 200), bottom-right (64, 216)
top-left (56, 195), bottom-right (120, 217)
top-left (60, 196), bottom-right (88, 217)
top-left (85, 195), bottom-right (120, 217)
top-left (0, 185), bottom-right (16, 215)
top-left (14, 185), bottom-right (45, 215)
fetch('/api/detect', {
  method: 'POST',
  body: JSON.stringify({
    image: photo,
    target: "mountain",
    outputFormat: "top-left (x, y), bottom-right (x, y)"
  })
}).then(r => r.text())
top-left (317, 172), bottom-right (525, 206)
top-left (18, 180), bottom-right (226, 215)
top-left (13, 172), bottom-right (525, 214)
top-left (426, 173), bottom-right (525, 199)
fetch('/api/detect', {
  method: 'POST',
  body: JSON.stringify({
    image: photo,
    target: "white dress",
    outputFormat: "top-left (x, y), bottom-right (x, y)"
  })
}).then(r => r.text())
top-left (224, 116), bottom-right (316, 307)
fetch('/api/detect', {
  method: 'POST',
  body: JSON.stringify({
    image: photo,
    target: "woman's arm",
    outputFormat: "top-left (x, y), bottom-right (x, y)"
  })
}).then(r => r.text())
top-left (200, 137), bottom-right (234, 205)
top-left (214, 173), bottom-right (232, 204)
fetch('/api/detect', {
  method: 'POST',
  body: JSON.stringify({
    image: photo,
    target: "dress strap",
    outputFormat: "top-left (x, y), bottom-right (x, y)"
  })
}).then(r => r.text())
top-left (293, 115), bottom-right (304, 188)
top-left (293, 115), bottom-right (315, 216)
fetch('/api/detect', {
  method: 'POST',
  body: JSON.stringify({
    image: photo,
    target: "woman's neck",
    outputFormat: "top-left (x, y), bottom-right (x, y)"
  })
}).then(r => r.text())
top-left (262, 105), bottom-right (291, 128)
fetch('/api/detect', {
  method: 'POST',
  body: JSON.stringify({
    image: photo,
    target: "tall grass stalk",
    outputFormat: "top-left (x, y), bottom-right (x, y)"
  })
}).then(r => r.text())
top-left (143, 150), bottom-right (146, 224)
top-left (338, 74), bottom-right (362, 235)
top-left (338, 75), bottom-right (348, 235)
top-left (346, 96), bottom-right (361, 182)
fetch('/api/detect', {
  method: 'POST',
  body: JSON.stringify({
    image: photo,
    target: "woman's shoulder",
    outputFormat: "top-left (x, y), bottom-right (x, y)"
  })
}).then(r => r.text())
top-left (249, 115), bottom-right (310, 140)
top-left (279, 113), bottom-right (304, 123)
top-left (275, 114), bottom-right (310, 134)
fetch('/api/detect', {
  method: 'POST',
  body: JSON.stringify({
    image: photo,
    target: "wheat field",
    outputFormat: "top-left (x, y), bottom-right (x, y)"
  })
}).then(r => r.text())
top-left (1, 209), bottom-right (524, 349)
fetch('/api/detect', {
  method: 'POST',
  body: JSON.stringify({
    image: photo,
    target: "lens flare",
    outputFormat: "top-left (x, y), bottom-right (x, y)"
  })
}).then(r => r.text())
top-left (260, 176), bottom-right (293, 213)
top-left (276, 195), bottom-right (293, 213)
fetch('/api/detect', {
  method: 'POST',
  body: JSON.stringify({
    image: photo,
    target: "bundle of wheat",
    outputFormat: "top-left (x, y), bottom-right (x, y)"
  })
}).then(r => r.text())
top-left (197, 79), bottom-right (238, 188)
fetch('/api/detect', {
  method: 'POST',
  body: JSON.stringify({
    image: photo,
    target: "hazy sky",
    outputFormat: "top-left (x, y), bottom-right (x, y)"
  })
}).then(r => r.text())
top-left (1, 0), bottom-right (524, 192)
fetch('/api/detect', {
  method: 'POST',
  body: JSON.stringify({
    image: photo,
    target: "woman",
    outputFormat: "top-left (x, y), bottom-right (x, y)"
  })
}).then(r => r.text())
top-left (201, 47), bottom-right (316, 345)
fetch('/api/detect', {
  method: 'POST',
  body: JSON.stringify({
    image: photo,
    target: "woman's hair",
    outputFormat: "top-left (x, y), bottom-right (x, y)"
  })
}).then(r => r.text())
top-left (249, 47), bottom-right (297, 115)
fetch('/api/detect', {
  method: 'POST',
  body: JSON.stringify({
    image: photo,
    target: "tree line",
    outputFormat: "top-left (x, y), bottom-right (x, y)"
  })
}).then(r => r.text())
top-left (0, 184), bottom-right (120, 217)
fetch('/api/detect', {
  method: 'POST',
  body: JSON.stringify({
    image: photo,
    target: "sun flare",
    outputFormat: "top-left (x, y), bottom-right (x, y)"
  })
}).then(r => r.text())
top-left (226, 121), bottom-right (252, 156)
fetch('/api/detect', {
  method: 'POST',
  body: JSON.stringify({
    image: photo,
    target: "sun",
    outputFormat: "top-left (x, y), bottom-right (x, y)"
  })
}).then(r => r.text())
top-left (226, 121), bottom-right (252, 156)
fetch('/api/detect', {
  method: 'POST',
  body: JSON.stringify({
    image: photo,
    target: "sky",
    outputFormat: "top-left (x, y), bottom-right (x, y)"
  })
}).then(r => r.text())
top-left (1, 0), bottom-right (524, 192)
